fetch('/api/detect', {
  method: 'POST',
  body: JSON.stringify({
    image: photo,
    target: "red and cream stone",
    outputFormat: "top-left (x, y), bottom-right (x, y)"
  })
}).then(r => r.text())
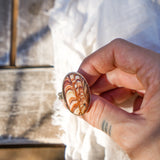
top-left (62, 72), bottom-right (90, 115)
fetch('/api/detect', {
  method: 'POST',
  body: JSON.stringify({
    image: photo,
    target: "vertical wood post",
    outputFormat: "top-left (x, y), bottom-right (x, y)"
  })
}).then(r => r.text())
top-left (10, 0), bottom-right (19, 66)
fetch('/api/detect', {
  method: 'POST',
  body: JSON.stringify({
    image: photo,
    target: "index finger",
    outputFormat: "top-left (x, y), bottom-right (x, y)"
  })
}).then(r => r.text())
top-left (78, 38), bottom-right (159, 89)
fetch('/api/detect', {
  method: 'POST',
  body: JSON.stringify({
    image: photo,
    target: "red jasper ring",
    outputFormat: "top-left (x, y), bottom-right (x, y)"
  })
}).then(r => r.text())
top-left (58, 72), bottom-right (91, 116)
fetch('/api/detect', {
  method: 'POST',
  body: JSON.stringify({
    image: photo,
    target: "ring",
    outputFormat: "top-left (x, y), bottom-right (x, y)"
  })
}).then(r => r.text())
top-left (58, 72), bottom-right (91, 116)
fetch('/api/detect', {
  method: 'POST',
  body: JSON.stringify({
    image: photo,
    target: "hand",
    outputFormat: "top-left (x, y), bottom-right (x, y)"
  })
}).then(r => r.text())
top-left (78, 39), bottom-right (160, 160)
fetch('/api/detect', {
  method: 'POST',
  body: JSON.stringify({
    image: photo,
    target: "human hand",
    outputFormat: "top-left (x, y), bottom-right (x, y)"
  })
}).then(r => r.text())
top-left (78, 39), bottom-right (160, 160)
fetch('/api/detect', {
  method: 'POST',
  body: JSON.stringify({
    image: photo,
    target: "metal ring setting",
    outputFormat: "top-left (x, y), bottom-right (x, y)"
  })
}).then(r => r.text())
top-left (58, 72), bottom-right (91, 116)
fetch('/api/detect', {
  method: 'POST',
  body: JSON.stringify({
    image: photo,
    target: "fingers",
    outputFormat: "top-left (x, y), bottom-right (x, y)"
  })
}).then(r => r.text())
top-left (78, 38), bottom-right (160, 89)
top-left (101, 88), bottom-right (133, 104)
top-left (90, 69), bottom-right (144, 94)
top-left (106, 68), bottom-right (144, 91)
top-left (82, 95), bottom-right (134, 137)
top-left (90, 74), bottom-right (116, 94)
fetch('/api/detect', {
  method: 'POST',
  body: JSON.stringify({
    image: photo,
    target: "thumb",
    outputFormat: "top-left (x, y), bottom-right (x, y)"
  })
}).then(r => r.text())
top-left (82, 94), bottom-right (132, 137)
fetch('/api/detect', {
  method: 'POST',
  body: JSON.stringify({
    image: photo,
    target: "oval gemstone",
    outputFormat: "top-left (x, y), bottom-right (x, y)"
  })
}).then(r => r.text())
top-left (62, 72), bottom-right (90, 115)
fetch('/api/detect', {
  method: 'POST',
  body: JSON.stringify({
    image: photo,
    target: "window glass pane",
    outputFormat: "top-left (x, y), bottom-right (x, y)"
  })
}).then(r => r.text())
top-left (0, 0), bottom-right (11, 66)
top-left (17, 0), bottom-right (54, 66)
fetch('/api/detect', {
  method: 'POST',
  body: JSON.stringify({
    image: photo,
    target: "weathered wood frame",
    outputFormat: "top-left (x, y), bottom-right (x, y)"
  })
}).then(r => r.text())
top-left (0, 0), bottom-right (65, 149)
top-left (1, 0), bottom-right (54, 69)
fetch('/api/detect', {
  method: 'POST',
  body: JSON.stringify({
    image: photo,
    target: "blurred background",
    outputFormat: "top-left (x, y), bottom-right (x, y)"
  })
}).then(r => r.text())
top-left (0, 0), bottom-right (65, 159)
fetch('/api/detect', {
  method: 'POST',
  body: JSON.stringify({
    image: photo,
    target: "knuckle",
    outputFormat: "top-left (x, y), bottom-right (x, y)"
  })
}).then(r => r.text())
top-left (110, 38), bottom-right (126, 47)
